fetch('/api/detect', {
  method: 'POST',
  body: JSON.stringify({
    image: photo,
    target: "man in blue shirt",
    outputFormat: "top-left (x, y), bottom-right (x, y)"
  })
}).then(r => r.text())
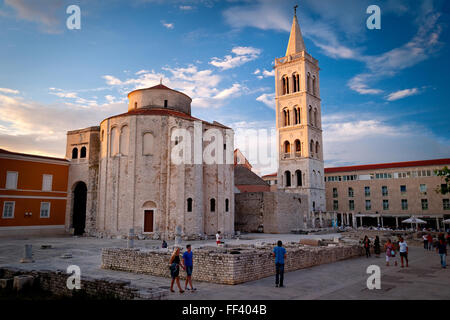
top-left (272, 240), bottom-right (287, 287)
top-left (182, 244), bottom-right (196, 290)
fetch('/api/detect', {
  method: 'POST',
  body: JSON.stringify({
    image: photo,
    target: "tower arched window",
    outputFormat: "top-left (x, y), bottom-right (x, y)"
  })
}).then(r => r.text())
top-left (292, 73), bottom-right (300, 93)
top-left (187, 198), bottom-right (193, 212)
top-left (314, 108), bottom-right (318, 127)
top-left (80, 146), bottom-right (87, 158)
top-left (307, 72), bottom-right (311, 93)
top-left (315, 141), bottom-right (320, 155)
top-left (282, 76), bottom-right (289, 95)
top-left (285, 171), bottom-right (291, 187)
top-left (309, 106), bottom-right (313, 125)
top-left (282, 109), bottom-right (288, 127)
top-left (286, 109), bottom-right (290, 126)
top-left (312, 75), bottom-right (316, 95)
top-left (295, 73), bottom-right (300, 92)
top-left (225, 199), bottom-right (229, 212)
top-left (295, 140), bottom-right (301, 153)
top-left (296, 107), bottom-right (301, 124)
top-left (284, 141), bottom-right (291, 154)
top-left (310, 140), bottom-right (314, 155)
top-left (296, 170), bottom-right (302, 187)
top-left (71, 147), bottom-right (78, 159)
top-left (210, 198), bottom-right (216, 212)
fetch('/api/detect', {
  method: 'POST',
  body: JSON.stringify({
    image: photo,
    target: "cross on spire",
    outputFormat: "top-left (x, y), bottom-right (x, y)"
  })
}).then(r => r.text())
top-left (294, 4), bottom-right (298, 16)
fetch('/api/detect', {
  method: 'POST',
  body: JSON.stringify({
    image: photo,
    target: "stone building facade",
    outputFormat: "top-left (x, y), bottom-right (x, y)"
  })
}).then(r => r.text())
top-left (324, 159), bottom-right (450, 230)
top-left (274, 12), bottom-right (326, 216)
top-left (65, 84), bottom-right (235, 239)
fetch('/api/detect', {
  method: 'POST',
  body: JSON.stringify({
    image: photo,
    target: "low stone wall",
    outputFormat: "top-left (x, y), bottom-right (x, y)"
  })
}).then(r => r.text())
top-left (0, 267), bottom-right (166, 300)
top-left (102, 243), bottom-right (364, 285)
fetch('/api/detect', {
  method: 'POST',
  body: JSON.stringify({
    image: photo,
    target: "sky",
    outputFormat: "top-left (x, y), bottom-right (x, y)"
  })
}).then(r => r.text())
top-left (0, 0), bottom-right (449, 175)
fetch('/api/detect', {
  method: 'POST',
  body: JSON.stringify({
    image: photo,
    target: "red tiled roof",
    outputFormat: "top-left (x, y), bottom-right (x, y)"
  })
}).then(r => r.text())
top-left (0, 148), bottom-right (68, 162)
top-left (325, 158), bottom-right (450, 174)
top-left (236, 185), bottom-right (270, 192)
top-left (127, 84), bottom-right (192, 100)
top-left (262, 172), bottom-right (277, 178)
top-left (102, 108), bottom-right (201, 123)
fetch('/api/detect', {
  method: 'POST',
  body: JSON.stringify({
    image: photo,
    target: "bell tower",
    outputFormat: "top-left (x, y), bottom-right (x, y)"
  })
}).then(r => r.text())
top-left (274, 8), bottom-right (325, 214)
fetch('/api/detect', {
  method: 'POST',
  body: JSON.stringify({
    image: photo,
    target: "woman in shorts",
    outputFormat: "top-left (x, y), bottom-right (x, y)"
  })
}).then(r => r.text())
top-left (384, 239), bottom-right (396, 266)
top-left (169, 247), bottom-right (185, 293)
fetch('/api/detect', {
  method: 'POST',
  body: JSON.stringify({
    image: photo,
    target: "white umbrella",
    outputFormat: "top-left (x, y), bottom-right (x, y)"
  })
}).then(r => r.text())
top-left (443, 219), bottom-right (450, 224)
top-left (402, 217), bottom-right (426, 224)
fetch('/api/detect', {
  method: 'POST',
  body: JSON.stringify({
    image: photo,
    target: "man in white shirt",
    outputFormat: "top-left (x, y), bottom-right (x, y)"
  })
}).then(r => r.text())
top-left (398, 236), bottom-right (409, 267)
top-left (216, 231), bottom-right (222, 246)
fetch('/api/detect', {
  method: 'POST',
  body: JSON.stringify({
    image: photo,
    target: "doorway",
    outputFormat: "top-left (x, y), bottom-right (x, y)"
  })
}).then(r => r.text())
top-left (73, 182), bottom-right (87, 235)
top-left (144, 210), bottom-right (154, 233)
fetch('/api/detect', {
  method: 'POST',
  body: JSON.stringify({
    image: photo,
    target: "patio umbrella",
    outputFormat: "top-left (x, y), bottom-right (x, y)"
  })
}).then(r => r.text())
top-left (402, 217), bottom-right (426, 230)
top-left (443, 219), bottom-right (450, 224)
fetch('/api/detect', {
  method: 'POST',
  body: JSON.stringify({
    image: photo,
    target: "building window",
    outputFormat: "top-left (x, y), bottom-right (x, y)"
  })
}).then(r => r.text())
top-left (364, 186), bottom-right (370, 197)
top-left (2, 201), bottom-right (15, 219)
top-left (72, 147), bottom-right (78, 159)
top-left (441, 184), bottom-right (449, 194)
top-left (80, 146), bottom-right (87, 158)
top-left (40, 202), bottom-right (50, 218)
top-left (295, 140), bottom-right (301, 153)
top-left (332, 188), bottom-right (338, 198)
top-left (420, 184), bottom-right (427, 193)
top-left (285, 171), bottom-right (291, 187)
top-left (307, 73), bottom-right (311, 93)
top-left (312, 75), bottom-right (316, 95)
top-left (284, 141), bottom-right (290, 153)
top-left (314, 109), bottom-right (318, 127)
top-left (210, 198), bottom-right (215, 212)
top-left (42, 174), bottom-right (53, 191)
top-left (296, 170), bottom-right (302, 187)
top-left (309, 107), bottom-right (313, 125)
top-left (348, 187), bottom-right (354, 197)
top-left (421, 199), bottom-right (428, 210)
top-left (164, 100), bottom-right (168, 108)
top-left (400, 185), bottom-right (407, 193)
top-left (6, 171), bottom-right (18, 190)
top-left (383, 200), bottom-right (389, 210)
top-left (401, 199), bottom-right (408, 210)
top-left (333, 200), bottom-right (338, 210)
top-left (381, 186), bottom-right (388, 196)
top-left (349, 200), bottom-right (354, 211)
top-left (187, 198), bottom-right (193, 212)
top-left (443, 199), bottom-right (449, 210)
top-left (282, 76), bottom-right (289, 95)
top-left (134, 102), bottom-right (138, 109)
top-left (315, 142), bottom-right (319, 155)
top-left (365, 200), bottom-right (371, 210)
top-left (225, 199), bottom-right (229, 212)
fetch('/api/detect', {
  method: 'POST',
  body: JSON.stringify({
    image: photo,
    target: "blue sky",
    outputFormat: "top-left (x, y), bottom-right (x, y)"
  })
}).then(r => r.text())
top-left (0, 0), bottom-right (449, 174)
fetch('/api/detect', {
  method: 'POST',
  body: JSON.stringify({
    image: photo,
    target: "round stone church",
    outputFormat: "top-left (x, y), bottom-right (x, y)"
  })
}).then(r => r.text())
top-left (65, 84), bottom-right (235, 240)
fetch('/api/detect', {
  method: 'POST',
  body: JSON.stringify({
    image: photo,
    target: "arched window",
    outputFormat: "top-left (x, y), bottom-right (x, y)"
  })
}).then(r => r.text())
top-left (292, 73), bottom-right (300, 93)
top-left (296, 107), bottom-right (301, 124)
top-left (310, 140), bottom-right (314, 154)
top-left (101, 130), bottom-right (104, 142)
top-left (71, 147), bottom-right (78, 159)
top-left (286, 109), bottom-right (290, 125)
top-left (282, 109), bottom-right (288, 127)
top-left (315, 141), bottom-right (320, 154)
top-left (296, 170), bottom-right (302, 187)
top-left (294, 107), bottom-right (298, 124)
top-left (284, 141), bottom-right (290, 153)
top-left (80, 146), bottom-right (87, 158)
top-left (295, 73), bottom-right (300, 92)
top-left (285, 171), bottom-right (291, 187)
top-left (314, 109), bottom-right (318, 127)
top-left (307, 72), bottom-right (311, 93)
top-left (120, 125), bottom-right (129, 156)
top-left (225, 199), bottom-right (229, 212)
top-left (282, 76), bottom-right (289, 95)
top-left (312, 75), bottom-right (316, 95)
top-left (143, 132), bottom-right (154, 156)
top-left (187, 198), bottom-right (193, 212)
top-left (295, 140), bottom-right (301, 153)
top-left (210, 198), bottom-right (216, 212)
top-left (134, 102), bottom-right (137, 109)
top-left (110, 127), bottom-right (118, 156)
top-left (309, 106), bottom-right (313, 125)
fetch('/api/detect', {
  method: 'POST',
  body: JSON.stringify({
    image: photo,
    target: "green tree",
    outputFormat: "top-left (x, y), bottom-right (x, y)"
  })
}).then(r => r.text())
top-left (434, 166), bottom-right (450, 194)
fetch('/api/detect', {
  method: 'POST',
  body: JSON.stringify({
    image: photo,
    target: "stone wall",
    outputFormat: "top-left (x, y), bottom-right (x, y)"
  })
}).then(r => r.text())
top-left (0, 267), bottom-right (166, 300)
top-left (102, 243), bottom-right (363, 285)
top-left (235, 191), bottom-right (307, 233)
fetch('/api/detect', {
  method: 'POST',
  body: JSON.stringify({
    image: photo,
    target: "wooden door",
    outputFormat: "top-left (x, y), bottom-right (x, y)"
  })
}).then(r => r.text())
top-left (144, 210), bottom-right (154, 232)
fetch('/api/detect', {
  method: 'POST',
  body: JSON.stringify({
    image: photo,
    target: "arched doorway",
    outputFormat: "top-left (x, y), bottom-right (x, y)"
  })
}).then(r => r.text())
top-left (73, 182), bottom-right (87, 235)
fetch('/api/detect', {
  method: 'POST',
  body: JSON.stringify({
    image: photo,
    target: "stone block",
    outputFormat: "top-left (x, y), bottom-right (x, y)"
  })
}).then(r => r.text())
top-left (13, 275), bottom-right (34, 291)
top-left (0, 278), bottom-right (13, 290)
top-left (299, 239), bottom-right (323, 246)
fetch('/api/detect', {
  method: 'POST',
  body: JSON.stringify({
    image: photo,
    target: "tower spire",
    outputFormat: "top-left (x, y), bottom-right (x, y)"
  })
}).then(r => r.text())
top-left (285, 4), bottom-right (306, 56)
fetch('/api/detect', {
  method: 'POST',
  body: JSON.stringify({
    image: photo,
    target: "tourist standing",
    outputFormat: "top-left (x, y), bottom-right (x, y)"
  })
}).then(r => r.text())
top-left (427, 234), bottom-right (433, 251)
top-left (423, 234), bottom-right (428, 250)
top-left (436, 238), bottom-right (447, 268)
top-left (182, 244), bottom-right (196, 291)
top-left (169, 247), bottom-right (185, 293)
top-left (363, 236), bottom-right (371, 258)
top-left (216, 231), bottom-right (222, 246)
top-left (374, 236), bottom-right (381, 257)
top-left (398, 237), bottom-right (409, 268)
top-left (162, 240), bottom-right (168, 248)
top-left (272, 240), bottom-right (287, 288)
top-left (384, 239), bottom-right (396, 266)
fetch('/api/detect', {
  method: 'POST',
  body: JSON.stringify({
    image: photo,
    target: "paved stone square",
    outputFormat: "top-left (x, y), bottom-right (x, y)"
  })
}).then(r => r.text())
top-left (0, 234), bottom-right (448, 299)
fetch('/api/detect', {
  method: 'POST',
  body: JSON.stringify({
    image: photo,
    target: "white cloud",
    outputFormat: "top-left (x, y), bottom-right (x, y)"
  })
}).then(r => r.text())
top-left (386, 88), bottom-right (419, 101)
top-left (253, 69), bottom-right (261, 75)
top-left (347, 74), bottom-right (383, 95)
top-left (179, 5), bottom-right (193, 11)
top-left (209, 46), bottom-right (261, 70)
top-left (213, 83), bottom-right (242, 100)
top-left (256, 93), bottom-right (275, 109)
top-left (162, 21), bottom-right (174, 29)
top-left (0, 88), bottom-right (20, 95)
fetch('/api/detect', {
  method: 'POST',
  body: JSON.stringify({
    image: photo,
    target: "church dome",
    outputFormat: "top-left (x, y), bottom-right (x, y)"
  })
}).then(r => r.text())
top-left (127, 84), bottom-right (192, 115)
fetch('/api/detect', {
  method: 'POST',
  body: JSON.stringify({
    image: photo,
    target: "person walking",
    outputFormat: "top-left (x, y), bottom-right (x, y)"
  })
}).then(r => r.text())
top-left (384, 239), bottom-right (396, 266)
top-left (374, 236), bottom-right (381, 257)
top-left (436, 238), bottom-right (447, 268)
top-left (169, 247), bottom-right (185, 293)
top-left (398, 237), bottom-right (409, 268)
top-left (423, 234), bottom-right (428, 250)
top-left (363, 235), bottom-right (371, 258)
top-left (427, 234), bottom-right (433, 251)
top-left (272, 240), bottom-right (287, 288)
top-left (182, 244), bottom-right (196, 291)
top-left (216, 231), bottom-right (222, 246)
